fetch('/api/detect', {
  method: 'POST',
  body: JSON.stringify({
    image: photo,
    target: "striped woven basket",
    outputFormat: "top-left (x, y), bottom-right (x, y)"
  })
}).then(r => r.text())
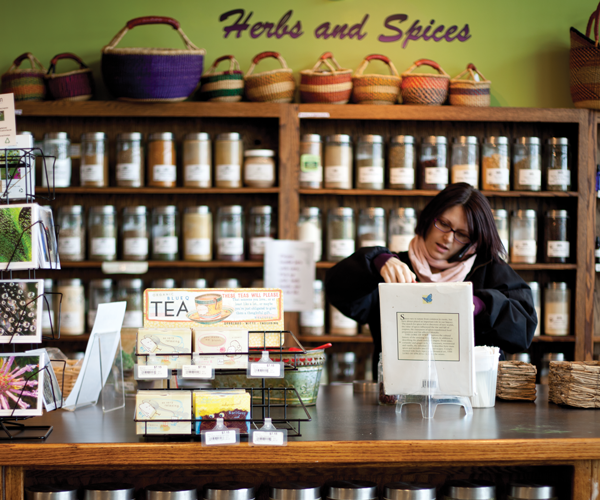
top-left (245, 52), bottom-right (295, 103)
top-left (570, 1), bottom-right (600, 109)
top-left (449, 64), bottom-right (490, 107)
top-left (401, 59), bottom-right (450, 106)
top-left (300, 52), bottom-right (352, 104)
top-left (199, 55), bottom-right (244, 102)
top-left (1, 53), bottom-right (46, 101)
top-left (352, 54), bottom-right (401, 105)
top-left (45, 53), bottom-right (94, 102)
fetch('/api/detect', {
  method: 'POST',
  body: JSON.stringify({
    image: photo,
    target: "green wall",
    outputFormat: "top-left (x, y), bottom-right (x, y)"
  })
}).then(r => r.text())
top-left (1, 0), bottom-right (595, 108)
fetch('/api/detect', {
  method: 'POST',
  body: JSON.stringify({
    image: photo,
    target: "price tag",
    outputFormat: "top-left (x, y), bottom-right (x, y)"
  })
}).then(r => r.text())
top-left (136, 365), bottom-right (168, 380)
top-left (249, 362), bottom-right (282, 378)
top-left (252, 430), bottom-right (285, 446)
top-left (204, 429), bottom-right (238, 445)
top-left (182, 365), bottom-right (213, 379)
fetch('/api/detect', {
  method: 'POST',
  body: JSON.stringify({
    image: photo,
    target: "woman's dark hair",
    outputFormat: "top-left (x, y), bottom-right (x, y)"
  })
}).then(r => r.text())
top-left (415, 183), bottom-right (506, 262)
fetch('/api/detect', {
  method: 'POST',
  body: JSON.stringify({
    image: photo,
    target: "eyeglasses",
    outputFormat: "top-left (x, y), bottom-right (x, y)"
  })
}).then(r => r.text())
top-left (433, 218), bottom-right (471, 245)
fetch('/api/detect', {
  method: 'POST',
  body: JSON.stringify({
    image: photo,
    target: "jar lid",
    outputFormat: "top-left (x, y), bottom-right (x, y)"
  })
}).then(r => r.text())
top-left (390, 207), bottom-right (416, 218)
top-left (181, 279), bottom-right (208, 288)
top-left (422, 136), bottom-right (447, 145)
top-left (151, 279), bottom-right (177, 288)
top-left (216, 132), bottom-right (241, 141)
top-left (90, 205), bottom-right (116, 215)
top-left (300, 207), bottom-right (321, 217)
top-left (546, 137), bottom-right (568, 146)
top-left (326, 481), bottom-right (377, 500)
top-left (445, 480), bottom-right (496, 499)
top-left (484, 136), bottom-right (509, 145)
top-left (59, 205), bottom-right (83, 215)
top-left (245, 149), bottom-right (275, 157)
top-left (26, 485), bottom-right (78, 500)
top-left (250, 205), bottom-right (273, 214)
top-left (148, 132), bottom-right (174, 141)
top-left (270, 483), bottom-right (321, 500)
top-left (352, 380), bottom-right (378, 393)
top-left (383, 482), bottom-right (436, 500)
top-left (154, 206), bottom-right (178, 215)
top-left (543, 352), bottom-right (565, 361)
top-left (359, 207), bottom-right (385, 217)
top-left (89, 279), bottom-right (113, 289)
top-left (491, 209), bottom-right (508, 218)
top-left (214, 279), bottom-right (241, 288)
top-left (44, 279), bottom-right (54, 290)
top-left (545, 209), bottom-right (568, 218)
top-left (118, 279), bottom-right (143, 289)
top-left (453, 136), bottom-right (479, 145)
top-left (326, 134), bottom-right (352, 144)
top-left (203, 482), bottom-right (255, 500)
top-left (507, 352), bottom-right (532, 363)
top-left (527, 281), bottom-right (539, 291)
top-left (390, 135), bottom-right (415, 145)
top-left (83, 482), bottom-right (136, 500)
top-left (329, 207), bottom-right (354, 217)
top-left (58, 279), bottom-right (82, 287)
top-left (358, 135), bottom-right (383, 144)
top-left (301, 134), bottom-right (322, 143)
top-left (184, 132), bottom-right (210, 141)
top-left (515, 137), bottom-right (541, 145)
top-left (81, 132), bottom-right (106, 141)
top-left (146, 483), bottom-right (198, 500)
top-left (508, 483), bottom-right (556, 499)
top-left (512, 209), bottom-right (537, 218)
top-left (123, 206), bottom-right (147, 216)
top-left (546, 281), bottom-right (568, 290)
top-left (117, 132), bottom-right (143, 141)
top-left (44, 132), bottom-right (69, 140)
top-left (185, 206), bottom-right (211, 215)
top-left (219, 205), bottom-right (243, 215)
top-left (313, 279), bottom-right (323, 290)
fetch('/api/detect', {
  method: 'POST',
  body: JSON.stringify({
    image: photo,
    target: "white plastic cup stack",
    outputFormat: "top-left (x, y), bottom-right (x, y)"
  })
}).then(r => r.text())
top-left (471, 346), bottom-right (501, 408)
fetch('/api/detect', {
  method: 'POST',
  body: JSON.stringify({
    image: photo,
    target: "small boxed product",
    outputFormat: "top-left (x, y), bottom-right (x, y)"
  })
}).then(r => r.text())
top-left (193, 389), bottom-right (251, 434)
top-left (135, 390), bottom-right (192, 435)
top-left (193, 328), bottom-right (249, 369)
top-left (137, 328), bottom-right (193, 368)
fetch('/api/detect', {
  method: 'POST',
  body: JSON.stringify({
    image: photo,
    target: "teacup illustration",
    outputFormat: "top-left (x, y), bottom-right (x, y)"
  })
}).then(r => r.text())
top-left (194, 293), bottom-right (223, 320)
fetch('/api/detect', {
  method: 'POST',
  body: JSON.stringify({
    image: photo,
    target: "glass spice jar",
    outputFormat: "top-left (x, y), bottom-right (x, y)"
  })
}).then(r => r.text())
top-left (181, 279), bottom-right (207, 288)
top-left (300, 280), bottom-right (325, 335)
top-left (510, 209), bottom-right (537, 264)
top-left (214, 278), bottom-right (241, 288)
top-left (491, 208), bottom-right (509, 259)
top-left (57, 205), bottom-right (85, 262)
top-left (356, 135), bottom-right (385, 190)
top-left (327, 207), bottom-right (355, 262)
top-left (299, 134), bottom-right (323, 189)
top-left (41, 279), bottom-right (54, 335)
top-left (329, 304), bottom-right (358, 335)
top-left (122, 206), bottom-right (149, 261)
top-left (215, 132), bottom-right (243, 188)
top-left (388, 135), bottom-right (416, 190)
top-left (482, 136), bottom-right (510, 191)
top-left (116, 132), bottom-right (144, 188)
top-left (88, 279), bottom-right (113, 330)
top-left (42, 132), bottom-right (71, 188)
top-left (88, 206), bottom-right (117, 261)
top-left (419, 136), bottom-right (448, 190)
top-left (358, 207), bottom-right (386, 248)
top-left (248, 205), bottom-right (275, 260)
top-left (388, 208), bottom-right (417, 253)
top-left (151, 279), bottom-right (176, 288)
top-left (545, 137), bottom-right (571, 192)
top-left (56, 278), bottom-right (85, 336)
top-left (298, 207), bottom-right (323, 262)
top-left (527, 281), bottom-right (541, 337)
top-left (216, 205), bottom-right (245, 261)
top-left (80, 132), bottom-right (108, 187)
top-left (544, 282), bottom-right (570, 336)
top-left (513, 137), bottom-right (541, 191)
top-left (325, 134), bottom-right (353, 189)
top-left (116, 279), bottom-right (144, 328)
top-left (148, 132), bottom-right (176, 188)
top-left (183, 132), bottom-right (211, 188)
top-left (544, 209), bottom-right (569, 263)
top-left (244, 149), bottom-right (276, 188)
top-left (151, 206), bottom-right (179, 261)
top-left (183, 206), bottom-right (212, 261)
top-left (451, 136), bottom-right (479, 188)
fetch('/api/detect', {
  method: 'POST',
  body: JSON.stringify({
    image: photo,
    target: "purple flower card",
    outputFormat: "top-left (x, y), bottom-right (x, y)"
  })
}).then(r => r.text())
top-left (0, 353), bottom-right (44, 416)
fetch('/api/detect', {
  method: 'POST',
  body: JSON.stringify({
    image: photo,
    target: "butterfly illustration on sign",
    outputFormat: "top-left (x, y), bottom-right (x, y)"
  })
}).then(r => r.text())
top-left (422, 294), bottom-right (433, 304)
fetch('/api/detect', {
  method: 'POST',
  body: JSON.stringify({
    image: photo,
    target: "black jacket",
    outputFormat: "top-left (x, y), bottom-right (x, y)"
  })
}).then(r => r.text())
top-left (325, 247), bottom-right (537, 361)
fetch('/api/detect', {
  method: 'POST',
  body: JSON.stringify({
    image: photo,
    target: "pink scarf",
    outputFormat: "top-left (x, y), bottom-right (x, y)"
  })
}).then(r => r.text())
top-left (408, 235), bottom-right (477, 283)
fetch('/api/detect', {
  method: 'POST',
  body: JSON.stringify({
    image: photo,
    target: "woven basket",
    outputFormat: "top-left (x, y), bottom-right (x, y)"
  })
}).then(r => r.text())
top-left (496, 361), bottom-right (537, 401)
top-left (570, 1), bottom-right (600, 109)
top-left (352, 54), bottom-right (401, 105)
top-left (549, 361), bottom-right (600, 408)
top-left (401, 59), bottom-right (450, 106)
top-left (300, 52), bottom-right (352, 104)
top-left (51, 359), bottom-right (82, 399)
top-left (198, 55), bottom-right (244, 102)
top-left (1, 53), bottom-right (46, 101)
top-left (101, 16), bottom-right (205, 102)
top-left (245, 51), bottom-right (295, 103)
top-left (449, 63), bottom-right (491, 107)
top-left (45, 53), bottom-right (94, 102)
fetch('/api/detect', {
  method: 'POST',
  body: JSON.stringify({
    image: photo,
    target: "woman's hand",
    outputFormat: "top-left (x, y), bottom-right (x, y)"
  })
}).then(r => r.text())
top-left (380, 259), bottom-right (416, 283)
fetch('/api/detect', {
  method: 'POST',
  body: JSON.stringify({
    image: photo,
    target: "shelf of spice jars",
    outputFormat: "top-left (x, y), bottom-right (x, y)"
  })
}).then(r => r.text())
top-left (37, 187), bottom-right (281, 195)
top-left (299, 189), bottom-right (578, 198)
top-left (315, 262), bottom-right (577, 271)
top-left (59, 261), bottom-right (265, 268)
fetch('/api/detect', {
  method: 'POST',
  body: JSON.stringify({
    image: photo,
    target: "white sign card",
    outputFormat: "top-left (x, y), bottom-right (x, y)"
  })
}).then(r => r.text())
top-left (264, 239), bottom-right (315, 312)
top-left (0, 93), bottom-right (17, 147)
top-left (379, 282), bottom-right (474, 397)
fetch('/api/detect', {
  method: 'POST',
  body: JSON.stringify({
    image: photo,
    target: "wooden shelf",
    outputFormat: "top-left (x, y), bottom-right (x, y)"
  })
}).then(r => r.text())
top-left (532, 335), bottom-right (576, 342)
top-left (316, 261), bottom-right (577, 271)
top-left (60, 260), bottom-right (264, 268)
top-left (300, 188), bottom-right (578, 198)
top-left (297, 334), bottom-right (373, 343)
top-left (41, 187), bottom-right (280, 195)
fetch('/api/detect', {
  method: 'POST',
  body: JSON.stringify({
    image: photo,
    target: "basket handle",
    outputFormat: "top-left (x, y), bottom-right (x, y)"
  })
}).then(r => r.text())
top-left (104, 16), bottom-right (203, 53)
top-left (354, 54), bottom-right (399, 78)
top-left (309, 52), bottom-right (343, 74)
top-left (7, 52), bottom-right (46, 73)
top-left (585, 2), bottom-right (600, 47)
top-left (452, 63), bottom-right (488, 83)
top-left (403, 59), bottom-right (449, 77)
top-left (245, 51), bottom-right (289, 78)
top-left (47, 53), bottom-right (88, 75)
top-left (205, 55), bottom-right (241, 75)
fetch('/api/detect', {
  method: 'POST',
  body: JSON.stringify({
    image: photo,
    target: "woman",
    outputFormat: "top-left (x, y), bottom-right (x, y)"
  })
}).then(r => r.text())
top-left (326, 183), bottom-right (537, 378)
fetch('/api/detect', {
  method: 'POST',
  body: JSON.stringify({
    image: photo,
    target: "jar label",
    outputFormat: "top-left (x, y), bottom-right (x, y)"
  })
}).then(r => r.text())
top-left (250, 236), bottom-right (273, 255)
top-left (360, 239), bottom-right (386, 248)
top-left (546, 313), bottom-right (569, 334)
top-left (329, 239), bottom-right (355, 258)
top-left (325, 166), bottom-right (349, 183)
top-left (300, 309), bottom-right (325, 327)
top-left (358, 166), bottom-right (384, 184)
top-left (596, 263), bottom-right (600, 272)
top-left (91, 237), bottom-right (116, 256)
top-left (518, 169), bottom-right (541, 187)
top-left (216, 164), bottom-right (241, 181)
top-left (185, 238), bottom-right (211, 256)
top-left (117, 163), bottom-right (141, 181)
top-left (424, 167), bottom-right (448, 185)
top-left (58, 236), bottom-right (82, 256)
top-left (153, 165), bottom-right (176, 182)
top-left (485, 168), bottom-right (509, 185)
top-left (81, 164), bottom-right (104, 183)
top-left (218, 237), bottom-right (244, 255)
top-left (389, 234), bottom-right (414, 253)
top-left (547, 241), bottom-right (570, 258)
top-left (595, 249), bottom-right (600, 258)
top-left (42, 310), bottom-right (54, 330)
top-left (185, 164), bottom-right (211, 182)
top-left (60, 311), bottom-right (83, 331)
top-left (548, 169), bottom-right (571, 186)
top-left (44, 158), bottom-right (72, 188)
top-left (300, 154), bottom-right (321, 172)
top-left (390, 168), bottom-right (415, 185)
top-left (153, 236), bottom-right (178, 254)
top-left (451, 165), bottom-right (478, 187)
top-left (123, 310), bottom-right (144, 328)
top-left (300, 165), bottom-right (322, 183)
top-left (512, 240), bottom-right (537, 257)
top-left (245, 163), bottom-right (274, 182)
top-left (124, 237), bottom-right (149, 256)
top-left (331, 308), bottom-right (357, 329)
